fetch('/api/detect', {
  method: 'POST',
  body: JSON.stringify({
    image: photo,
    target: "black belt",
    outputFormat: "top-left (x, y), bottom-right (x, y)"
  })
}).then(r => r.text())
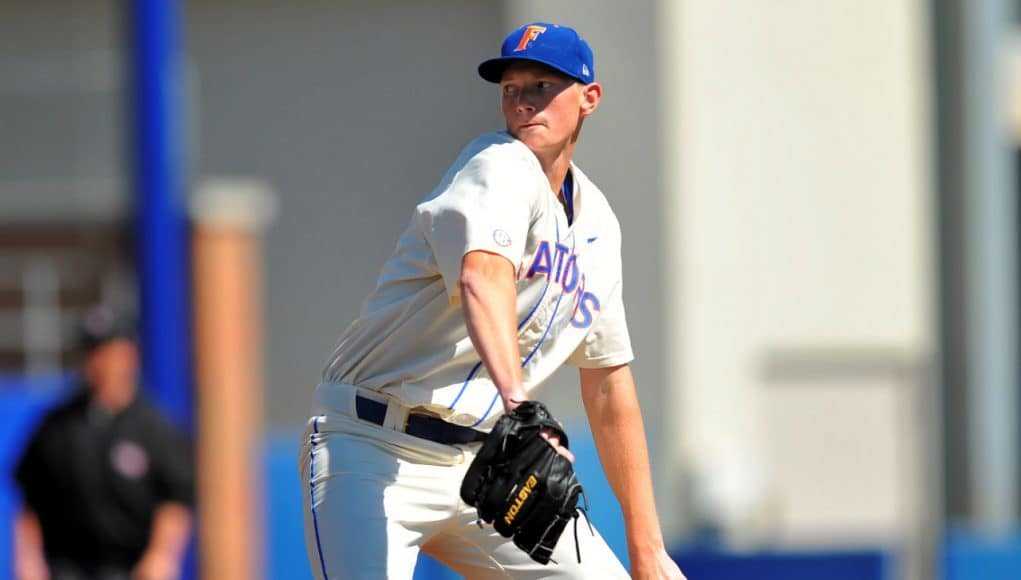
top-left (355, 395), bottom-right (487, 445)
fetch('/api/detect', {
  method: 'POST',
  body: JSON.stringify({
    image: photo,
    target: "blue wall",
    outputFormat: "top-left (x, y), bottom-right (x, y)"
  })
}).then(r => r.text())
top-left (943, 527), bottom-right (1021, 580)
top-left (671, 549), bottom-right (893, 580)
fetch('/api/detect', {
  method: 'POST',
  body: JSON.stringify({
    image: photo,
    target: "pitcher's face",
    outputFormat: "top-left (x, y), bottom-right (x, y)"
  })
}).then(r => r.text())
top-left (500, 63), bottom-right (599, 155)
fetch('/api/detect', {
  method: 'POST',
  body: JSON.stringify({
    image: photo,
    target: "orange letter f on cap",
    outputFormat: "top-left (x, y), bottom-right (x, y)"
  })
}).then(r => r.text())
top-left (514, 25), bottom-right (547, 51)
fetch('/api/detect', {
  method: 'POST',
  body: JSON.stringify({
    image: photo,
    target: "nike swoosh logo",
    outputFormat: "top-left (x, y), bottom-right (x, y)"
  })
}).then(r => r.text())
top-left (587, 236), bottom-right (598, 243)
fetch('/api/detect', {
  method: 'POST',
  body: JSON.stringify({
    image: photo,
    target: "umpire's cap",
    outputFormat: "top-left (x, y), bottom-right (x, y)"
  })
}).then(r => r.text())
top-left (478, 22), bottom-right (595, 84)
top-left (77, 304), bottom-right (137, 352)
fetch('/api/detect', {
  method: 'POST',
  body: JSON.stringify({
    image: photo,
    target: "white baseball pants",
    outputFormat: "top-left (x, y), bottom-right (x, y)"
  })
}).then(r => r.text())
top-left (298, 383), bottom-right (630, 580)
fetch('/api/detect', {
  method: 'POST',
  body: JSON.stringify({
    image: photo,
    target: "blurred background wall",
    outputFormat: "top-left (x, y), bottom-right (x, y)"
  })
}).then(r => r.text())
top-left (185, 0), bottom-right (504, 426)
top-left (2, 0), bottom-right (1021, 579)
top-left (668, 0), bottom-right (936, 548)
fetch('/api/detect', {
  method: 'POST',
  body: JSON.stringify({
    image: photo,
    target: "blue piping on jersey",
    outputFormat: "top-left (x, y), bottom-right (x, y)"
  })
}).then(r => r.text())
top-left (520, 290), bottom-right (566, 369)
top-left (517, 275), bottom-right (552, 332)
top-left (446, 228), bottom-right (556, 411)
top-left (472, 284), bottom-right (567, 426)
top-left (470, 223), bottom-right (576, 427)
top-left (447, 361), bottom-right (485, 410)
top-left (309, 417), bottom-right (328, 578)
top-left (445, 278), bottom-right (549, 411)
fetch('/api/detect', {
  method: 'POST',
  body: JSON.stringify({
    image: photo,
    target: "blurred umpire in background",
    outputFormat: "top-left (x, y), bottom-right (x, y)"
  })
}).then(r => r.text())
top-left (13, 306), bottom-right (194, 580)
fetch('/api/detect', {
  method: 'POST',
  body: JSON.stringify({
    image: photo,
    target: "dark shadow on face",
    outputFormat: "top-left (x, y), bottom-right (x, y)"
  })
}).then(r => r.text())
top-left (501, 62), bottom-right (578, 114)
top-left (501, 60), bottom-right (577, 84)
top-left (500, 63), bottom-right (584, 148)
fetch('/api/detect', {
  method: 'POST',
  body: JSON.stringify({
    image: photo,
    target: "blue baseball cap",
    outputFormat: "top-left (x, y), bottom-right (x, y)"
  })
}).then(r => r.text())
top-left (478, 22), bottom-right (595, 84)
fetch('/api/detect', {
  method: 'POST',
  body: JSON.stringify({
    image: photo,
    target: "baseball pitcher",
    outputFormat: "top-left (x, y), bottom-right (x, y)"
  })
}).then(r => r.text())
top-left (299, 22), bottom-right (686, 579)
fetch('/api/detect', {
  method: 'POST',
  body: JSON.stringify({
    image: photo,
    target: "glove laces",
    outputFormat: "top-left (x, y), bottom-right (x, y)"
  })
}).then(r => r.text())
top-left (571, 489), bottom-right (594, 564)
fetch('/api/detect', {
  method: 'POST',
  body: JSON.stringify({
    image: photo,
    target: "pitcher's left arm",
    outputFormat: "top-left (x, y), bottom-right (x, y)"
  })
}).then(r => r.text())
top-left (580, 364), bottom-right (686, 580)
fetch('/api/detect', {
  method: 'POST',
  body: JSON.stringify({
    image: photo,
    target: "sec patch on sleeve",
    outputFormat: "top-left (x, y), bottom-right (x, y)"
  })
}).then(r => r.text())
top-left (493, 228), bottom-right (513, 247)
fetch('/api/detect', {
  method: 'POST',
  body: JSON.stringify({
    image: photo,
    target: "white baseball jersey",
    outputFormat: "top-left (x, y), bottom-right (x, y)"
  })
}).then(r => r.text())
top-left (323, 131), bottom-right (632, 429)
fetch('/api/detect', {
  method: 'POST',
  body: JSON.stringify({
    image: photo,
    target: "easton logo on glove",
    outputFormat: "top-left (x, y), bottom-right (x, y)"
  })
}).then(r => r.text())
top-left (460, 400), bottom-right (589, 565)
top-left (504, 473), bottom-right (539, 526)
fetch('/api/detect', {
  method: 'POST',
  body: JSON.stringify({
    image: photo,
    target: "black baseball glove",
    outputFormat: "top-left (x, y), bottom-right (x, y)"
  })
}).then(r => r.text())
top-left (460, 400), bottom-right (587, 565)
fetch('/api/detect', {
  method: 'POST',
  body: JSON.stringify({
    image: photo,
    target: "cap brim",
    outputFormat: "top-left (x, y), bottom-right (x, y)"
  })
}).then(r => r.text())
top-left (477, 56), bottom-right (585, 84)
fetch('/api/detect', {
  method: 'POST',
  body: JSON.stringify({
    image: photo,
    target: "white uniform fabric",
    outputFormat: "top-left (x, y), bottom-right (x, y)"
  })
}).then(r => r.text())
top-left (303, 132), bottom-right (635, 579)
top-left (300, 389), bottom-right (630, 580)
top-left (323, 131), bottom-right (633, 429)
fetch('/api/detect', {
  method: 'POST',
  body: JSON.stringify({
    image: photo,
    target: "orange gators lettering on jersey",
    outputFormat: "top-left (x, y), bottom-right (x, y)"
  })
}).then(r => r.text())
top-left (514, 25), bottom-right (547, 51)
top-left (504, 474), bottom-right (540, 525)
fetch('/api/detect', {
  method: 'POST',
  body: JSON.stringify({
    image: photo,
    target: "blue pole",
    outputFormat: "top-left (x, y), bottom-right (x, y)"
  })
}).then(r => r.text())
top-left (127, 0), bottom-right (193, 432)
top-left (128, 2), bottom-right (197, 578)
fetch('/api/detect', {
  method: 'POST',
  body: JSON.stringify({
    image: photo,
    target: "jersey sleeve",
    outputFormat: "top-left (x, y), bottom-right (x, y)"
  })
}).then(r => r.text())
top-left (567, 280), bottom-right (635, 368)
top-left (416, 148), bottom-right (537, 301)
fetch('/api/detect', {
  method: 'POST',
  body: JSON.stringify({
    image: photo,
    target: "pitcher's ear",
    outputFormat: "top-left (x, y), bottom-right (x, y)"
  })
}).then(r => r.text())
top-left (580, 82), bottom-right (602, 117)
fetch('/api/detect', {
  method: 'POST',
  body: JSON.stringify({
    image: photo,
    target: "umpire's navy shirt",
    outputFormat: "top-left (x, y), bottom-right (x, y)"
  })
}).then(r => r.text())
top-left (14, 386), bottom-right (194, 570)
